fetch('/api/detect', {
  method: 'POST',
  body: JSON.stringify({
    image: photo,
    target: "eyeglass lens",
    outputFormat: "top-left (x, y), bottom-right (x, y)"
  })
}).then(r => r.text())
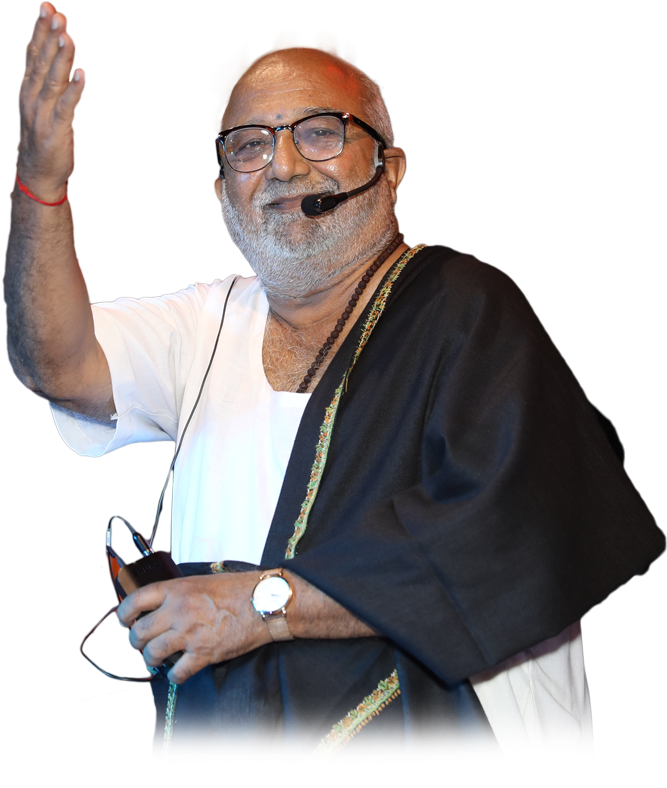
top-left (224, 115), bottom-right (345, 172)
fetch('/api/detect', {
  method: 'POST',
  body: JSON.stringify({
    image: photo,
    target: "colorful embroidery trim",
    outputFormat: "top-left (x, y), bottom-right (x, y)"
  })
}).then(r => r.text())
top-left (284, 245), bottom-right (425, 560)
top-left (318, 669), bottom-right (401, 750)
top-left (162, 681), bottom-right (178, 766)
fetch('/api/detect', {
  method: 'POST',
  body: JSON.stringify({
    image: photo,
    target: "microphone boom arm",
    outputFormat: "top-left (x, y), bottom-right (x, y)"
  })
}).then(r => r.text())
top-left (301, 157), bottom-right (385, 217)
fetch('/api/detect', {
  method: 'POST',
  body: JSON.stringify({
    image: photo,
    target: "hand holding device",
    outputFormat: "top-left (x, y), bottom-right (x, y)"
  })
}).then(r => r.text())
top-left (80, 518), bottom-right (185, 682)
top-left (107, 518), bottom-right (185, 675)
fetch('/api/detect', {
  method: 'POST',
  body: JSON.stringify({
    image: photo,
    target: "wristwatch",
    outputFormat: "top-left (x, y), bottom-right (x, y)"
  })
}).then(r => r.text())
top-left (251, 568), bottom-right (295, 642)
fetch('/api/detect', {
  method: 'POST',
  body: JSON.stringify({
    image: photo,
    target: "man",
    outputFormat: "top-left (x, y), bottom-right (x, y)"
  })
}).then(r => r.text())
top-left (5, 4), bottom-right (663, 751)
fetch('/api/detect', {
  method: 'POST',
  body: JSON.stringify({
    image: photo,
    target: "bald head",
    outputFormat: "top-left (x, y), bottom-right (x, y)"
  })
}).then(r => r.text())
top-left (223, 48), bottom-right (394, 147)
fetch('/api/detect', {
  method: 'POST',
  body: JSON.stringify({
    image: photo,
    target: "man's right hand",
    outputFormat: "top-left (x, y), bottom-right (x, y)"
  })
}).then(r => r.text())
top-left (19, 3), bottom-right (85, 203)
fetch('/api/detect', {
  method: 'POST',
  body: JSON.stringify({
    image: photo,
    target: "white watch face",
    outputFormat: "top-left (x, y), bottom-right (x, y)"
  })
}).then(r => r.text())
top-left (252, 575), bottom-right (291, 614)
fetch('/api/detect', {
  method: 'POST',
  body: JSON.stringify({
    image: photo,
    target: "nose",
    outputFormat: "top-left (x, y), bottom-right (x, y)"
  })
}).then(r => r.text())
top-left (265, 129), bottom-right (310, 182)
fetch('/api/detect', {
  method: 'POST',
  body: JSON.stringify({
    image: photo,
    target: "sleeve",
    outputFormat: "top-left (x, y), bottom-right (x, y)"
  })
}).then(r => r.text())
top-left (470, 622), bottom-right (592, 749)
top-left (51, 282), bottom-right (215, 457)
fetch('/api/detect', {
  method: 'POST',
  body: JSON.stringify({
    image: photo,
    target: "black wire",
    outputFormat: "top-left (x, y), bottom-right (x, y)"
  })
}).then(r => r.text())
top-left (79, 605), bottom-right (157, 684)
top-left (148, 276), bottom-right (239, 548)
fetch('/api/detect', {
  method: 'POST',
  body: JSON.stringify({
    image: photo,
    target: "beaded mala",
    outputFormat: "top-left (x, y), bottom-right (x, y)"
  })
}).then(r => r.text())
top-left (296, 232), bottom-right (403, 393)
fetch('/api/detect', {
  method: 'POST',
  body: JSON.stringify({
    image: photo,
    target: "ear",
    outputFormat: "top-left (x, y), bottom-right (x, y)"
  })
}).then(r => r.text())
top-left (382, 147), bottom-right (406, 204)
top-left (214, 177), bottom-right (223, 202)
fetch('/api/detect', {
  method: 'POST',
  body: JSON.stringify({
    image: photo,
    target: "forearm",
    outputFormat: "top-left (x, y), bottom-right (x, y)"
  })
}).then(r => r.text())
top-left (119, 569), bottom-right (380, 684)
top-left (5, 188), bottom-right (106, 409)
top-left (284, 571), bottom-right (379, 639)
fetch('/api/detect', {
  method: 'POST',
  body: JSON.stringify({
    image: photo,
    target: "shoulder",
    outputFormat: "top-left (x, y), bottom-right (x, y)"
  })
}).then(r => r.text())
top-left (397, 245), bottom-right (537, 329)
top-left (91, 274), bottom-right (258, 323)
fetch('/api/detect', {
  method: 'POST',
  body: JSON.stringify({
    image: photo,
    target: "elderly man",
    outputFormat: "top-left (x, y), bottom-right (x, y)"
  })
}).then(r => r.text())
top-left (6, 4), bottom-right (663, 750)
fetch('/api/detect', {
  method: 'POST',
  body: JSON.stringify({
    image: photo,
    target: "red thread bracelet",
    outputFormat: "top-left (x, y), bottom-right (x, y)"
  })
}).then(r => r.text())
top-left (14, 167), bottom-right (69, 205)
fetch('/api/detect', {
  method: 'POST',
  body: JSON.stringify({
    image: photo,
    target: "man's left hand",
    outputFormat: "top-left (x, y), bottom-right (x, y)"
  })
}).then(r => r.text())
top-left (117, 572), bottom-right (270, 684)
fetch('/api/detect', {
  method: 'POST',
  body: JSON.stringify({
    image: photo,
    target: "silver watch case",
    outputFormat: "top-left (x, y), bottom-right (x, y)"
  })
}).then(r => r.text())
top-left (251, 573), bottom-right (292, 616)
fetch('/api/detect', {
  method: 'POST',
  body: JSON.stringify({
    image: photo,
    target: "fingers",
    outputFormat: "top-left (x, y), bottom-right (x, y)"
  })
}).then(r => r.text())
top-left (144, 636), bottom-right (204, 685)
top-left (48, 31), bottom-right (86, 124)
top-left (41, 28), bottom-right (77, 105)
top-left (25, 2), bottom-right (56, 73)
top-left (21, 3), bottom-right (83, 107)
top-left (24, 2), bottom-right (67, 76)
top-left (117, 583), bottom-right (168, 628)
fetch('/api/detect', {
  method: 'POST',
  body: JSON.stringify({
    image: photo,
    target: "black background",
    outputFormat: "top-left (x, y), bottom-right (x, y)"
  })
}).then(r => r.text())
top-left (4, 9), bottom-right (665, 784)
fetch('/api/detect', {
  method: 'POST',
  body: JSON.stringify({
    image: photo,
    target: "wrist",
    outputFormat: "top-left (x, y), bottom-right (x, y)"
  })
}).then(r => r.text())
top-left (251, 568), bottom-right (296, 642)
top-left (273, 572), bottom-right (380, 640)
top-left (15, 167), bottom-right (68, 206)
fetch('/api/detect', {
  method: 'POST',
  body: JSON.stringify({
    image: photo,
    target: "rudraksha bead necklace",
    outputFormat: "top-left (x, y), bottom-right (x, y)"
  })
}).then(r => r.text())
top-left (296, 232), bottom-right (404, 393)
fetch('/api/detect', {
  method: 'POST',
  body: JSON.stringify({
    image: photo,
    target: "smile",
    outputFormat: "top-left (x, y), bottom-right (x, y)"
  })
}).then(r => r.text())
top-left (264, 196), bottom-right (312, 212)
top-left (264, 193), bottom-right (334, 213)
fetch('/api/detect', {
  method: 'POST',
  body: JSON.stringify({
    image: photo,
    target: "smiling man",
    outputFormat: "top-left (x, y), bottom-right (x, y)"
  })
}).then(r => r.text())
top-left (5, 4), bottom-right (663, 751)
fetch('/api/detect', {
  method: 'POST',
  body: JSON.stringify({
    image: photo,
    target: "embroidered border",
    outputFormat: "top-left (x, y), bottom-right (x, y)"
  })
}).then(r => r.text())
top-left (284, 245), bottom-right (426, 560)
top-left (318, 669), bottom-right (401, 750)
top-left (163, 681), bottom-right (179, 750)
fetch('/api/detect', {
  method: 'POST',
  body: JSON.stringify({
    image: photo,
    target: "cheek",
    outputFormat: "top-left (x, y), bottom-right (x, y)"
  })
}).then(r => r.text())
top-left (323, 141), bottom-right (377, 184)
top-left (225, 172), bottom-right (260, 206)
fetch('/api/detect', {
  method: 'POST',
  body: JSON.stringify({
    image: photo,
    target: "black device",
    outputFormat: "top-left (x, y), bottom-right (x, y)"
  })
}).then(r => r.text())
top-left (106, 517), bottom-right (185, 676)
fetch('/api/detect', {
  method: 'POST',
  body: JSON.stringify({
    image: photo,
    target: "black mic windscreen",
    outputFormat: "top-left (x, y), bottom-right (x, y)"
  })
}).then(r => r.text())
top-left (301, 193), bottom-right (345, 216)
top-left (300, 194), bottom-right (323, 216)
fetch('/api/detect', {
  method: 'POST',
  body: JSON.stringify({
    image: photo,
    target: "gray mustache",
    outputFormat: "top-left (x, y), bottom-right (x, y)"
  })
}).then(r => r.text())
top-left (259, 186), bottom-right (336, 207)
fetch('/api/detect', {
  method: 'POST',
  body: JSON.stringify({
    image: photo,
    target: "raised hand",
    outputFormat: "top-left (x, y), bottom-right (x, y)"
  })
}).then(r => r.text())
top-left (18, 3), bottom-right (85, 203)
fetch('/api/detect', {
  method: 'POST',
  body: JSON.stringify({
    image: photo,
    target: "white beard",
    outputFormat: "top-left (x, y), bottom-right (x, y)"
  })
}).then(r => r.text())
top-left (219, 168), bottom-right (397, 299)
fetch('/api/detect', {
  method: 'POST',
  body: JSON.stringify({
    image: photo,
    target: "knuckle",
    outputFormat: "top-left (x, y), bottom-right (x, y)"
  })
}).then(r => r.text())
top-left (40, 77), bottom-right (61, 97)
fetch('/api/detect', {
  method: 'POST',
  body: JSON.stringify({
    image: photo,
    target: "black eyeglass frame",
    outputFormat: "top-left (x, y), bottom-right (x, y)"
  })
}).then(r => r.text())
top-left (216, 111), bottom-right (387, 175)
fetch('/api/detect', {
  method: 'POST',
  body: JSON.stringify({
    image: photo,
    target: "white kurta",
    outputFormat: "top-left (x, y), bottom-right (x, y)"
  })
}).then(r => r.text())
top-left (52, 274), bottom-right (592, 749)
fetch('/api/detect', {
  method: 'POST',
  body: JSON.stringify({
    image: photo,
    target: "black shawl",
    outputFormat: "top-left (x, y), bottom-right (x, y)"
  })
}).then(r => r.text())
top-left (156, 245), bottom-right (663, 746)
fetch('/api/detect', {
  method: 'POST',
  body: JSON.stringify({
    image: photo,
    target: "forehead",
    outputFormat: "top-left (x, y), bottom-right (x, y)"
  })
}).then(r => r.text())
top-left (224, 57), bottom-right (368, 128)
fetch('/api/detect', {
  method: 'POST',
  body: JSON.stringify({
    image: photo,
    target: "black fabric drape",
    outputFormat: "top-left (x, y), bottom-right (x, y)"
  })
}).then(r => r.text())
top-left (264, 245), bottom-right (663, 683)
top-left (157, 245), bottom-right (662, 743)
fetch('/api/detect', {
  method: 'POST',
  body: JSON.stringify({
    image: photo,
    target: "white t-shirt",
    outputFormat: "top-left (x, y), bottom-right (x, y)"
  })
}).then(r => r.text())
top-left (52, 274), bottom-right (592, 750)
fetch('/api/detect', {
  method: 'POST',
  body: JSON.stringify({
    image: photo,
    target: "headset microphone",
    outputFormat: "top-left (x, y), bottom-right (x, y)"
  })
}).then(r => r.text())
top-left (301, 148), bottom-right (386, 217)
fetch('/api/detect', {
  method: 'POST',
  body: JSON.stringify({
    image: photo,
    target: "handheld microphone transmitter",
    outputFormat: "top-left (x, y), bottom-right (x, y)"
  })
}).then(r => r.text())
top-left (109, 520), bottom-right (184, 676)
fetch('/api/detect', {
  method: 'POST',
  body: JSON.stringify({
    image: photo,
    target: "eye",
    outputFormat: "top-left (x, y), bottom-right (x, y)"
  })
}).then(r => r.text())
top-left (226, 129), bottom-right (273, 162)
top-left (295, 119), bottom-right (344, 154)
top-left (237, 137), bottom-right (267, 154)
top-left (310, 127), bottom-right (337, 139)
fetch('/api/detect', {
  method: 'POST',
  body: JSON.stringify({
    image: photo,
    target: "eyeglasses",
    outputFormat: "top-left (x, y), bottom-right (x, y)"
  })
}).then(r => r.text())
top-left (216, 111), bottom-right (386, 174)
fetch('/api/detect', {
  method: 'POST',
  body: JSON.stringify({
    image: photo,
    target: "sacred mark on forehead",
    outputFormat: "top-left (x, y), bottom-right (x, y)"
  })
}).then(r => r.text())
top-left (276, 114), bottom-right (283, 120)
